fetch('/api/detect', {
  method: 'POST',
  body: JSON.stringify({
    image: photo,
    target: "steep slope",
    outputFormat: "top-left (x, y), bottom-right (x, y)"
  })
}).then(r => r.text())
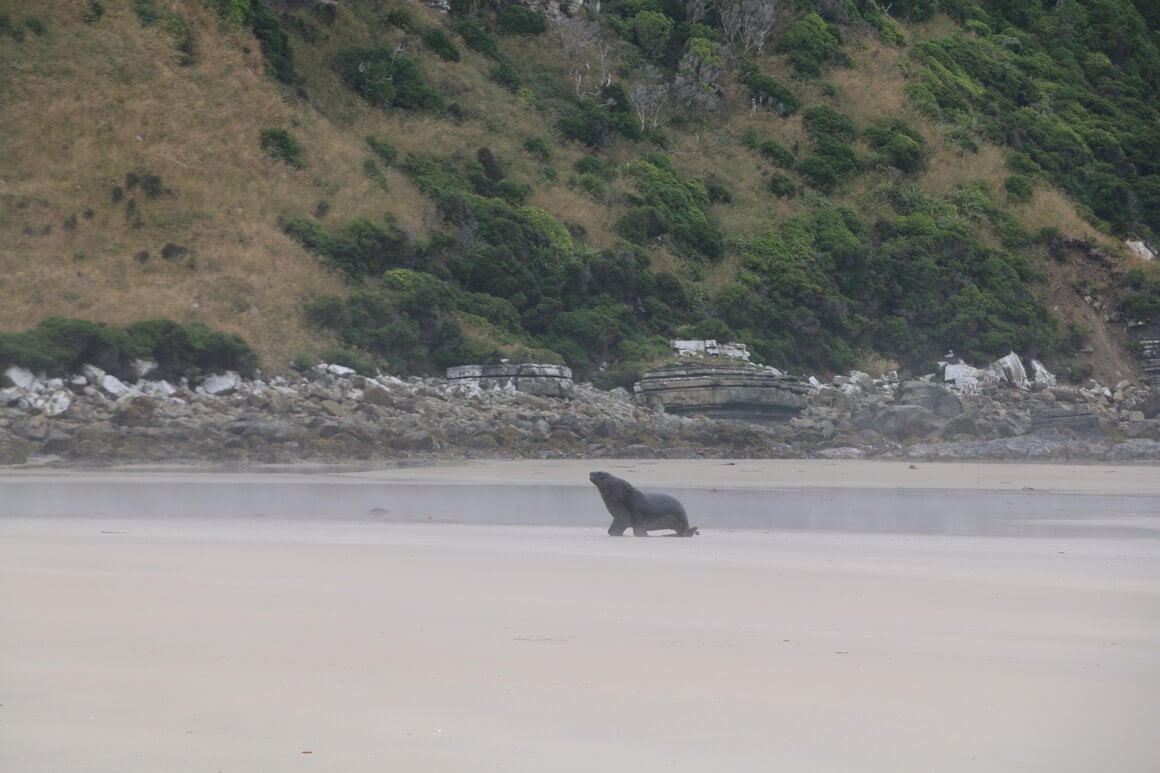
top-left (1, 0), bottom-right (1154, 386)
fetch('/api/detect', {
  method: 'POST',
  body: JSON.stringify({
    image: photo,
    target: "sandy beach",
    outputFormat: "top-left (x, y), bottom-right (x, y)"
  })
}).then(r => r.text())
top-left (2, 460), bottom-right (1159, 771)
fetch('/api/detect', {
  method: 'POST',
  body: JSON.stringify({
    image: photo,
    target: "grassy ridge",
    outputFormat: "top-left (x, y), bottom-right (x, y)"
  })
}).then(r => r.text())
top-left (0, 0), bottom-right (1155, 384)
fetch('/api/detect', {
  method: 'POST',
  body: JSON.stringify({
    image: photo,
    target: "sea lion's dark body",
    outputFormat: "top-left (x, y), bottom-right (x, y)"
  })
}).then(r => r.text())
top-left (589, 471), bottom-right (699, 537)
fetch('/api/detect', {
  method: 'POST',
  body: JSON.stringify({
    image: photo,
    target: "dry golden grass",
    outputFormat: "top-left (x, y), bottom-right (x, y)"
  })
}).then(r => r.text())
top-left (0, 3), bottom-right (1129, 376)
top-left (0, 2), bottom-right (384, 368)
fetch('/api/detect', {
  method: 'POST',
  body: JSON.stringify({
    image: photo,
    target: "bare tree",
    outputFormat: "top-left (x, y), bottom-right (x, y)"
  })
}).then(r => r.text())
top-left (716, 0), bottom-right (778, 57)
top-left (685, 0), bottom-right (712, 24)
top-left (629, 77), bottom-right (670, 132)
top-left (558, 18), bottom-right (612, 97)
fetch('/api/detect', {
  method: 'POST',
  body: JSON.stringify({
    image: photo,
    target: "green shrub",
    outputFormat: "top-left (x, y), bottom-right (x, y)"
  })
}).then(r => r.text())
top-left (864, 118), bottom-right (928, 173)
top-left (801, 104), bottom-right (856, 140)
top-left (496, 5), bottom-right (547, 36)
top-left (758, 139), bottom-right (795, 168)
top-left (364, 158), bottom-right (389, 192)
top-left (455, 19), bottom-right (500, 59)
top-left (779, 13), bottom-right (845, 76)
top-left (366, 136), bottom-right (398, 165)
top-left (615, 206), bottom-right (668, 244)
top-left (259, 128), bottom-right (305, 168)
top-left (495, 178), bottom-right (531, 205)
top-left (209, 0), bottom-right (247, 29)
top-left (489, 60), bottom-right (522, 92)
top-left (421, 27), bottom-right (460, 61)
top-left (816, 136), bottom-right (858, 173)
top-left (558, 97), bottom-right (642, 148)
top-left (621, 155), bottom-right (724, 260)
top-left (384, 6), bottom-right (416, 31)
top-left (630, 10), bottom-right (673, 60)
top-left (574, 155), bottom-right (605, 175)
top-left (523, 136), bottom-right (552, 161)
top-left (283, 216), bottom-right (411, 279)
top-left (0, 317), bottom-right (258, 379)
top-left (304, 296), bottom-right (352, 329)
top-left (744, 72), bottom-right (800, 116)
top-left (245, 0), bottom-right (295, 83)
top-left (134, 0), bottom-right (160, 26)
top-left (768, 173), bottom-right (796, 198)
top-left (1004, 174), bottom-right (1034, 204)
top-left (335, 46), bottom-right (443, 111)
top-left (164, 13), bottom-right (196, 66)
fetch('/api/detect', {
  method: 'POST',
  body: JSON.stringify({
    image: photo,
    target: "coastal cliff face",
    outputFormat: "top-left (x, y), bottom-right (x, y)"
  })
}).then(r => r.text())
top-left (3, 351), bottom-right (1158, 467)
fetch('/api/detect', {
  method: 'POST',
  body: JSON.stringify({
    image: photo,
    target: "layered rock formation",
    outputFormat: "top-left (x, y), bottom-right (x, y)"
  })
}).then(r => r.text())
top-left (2, 352), bottom-right (1158, 467)
top-left (634, 363), bottom-right (811, 423)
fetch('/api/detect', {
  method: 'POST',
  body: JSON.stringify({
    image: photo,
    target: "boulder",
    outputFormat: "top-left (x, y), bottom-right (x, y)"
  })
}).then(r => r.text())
top-left (873, 404), bottom-right (942, 439)
top-left (4, 366), bottom-right (38, 390)
top-left (199, 371), bottom-right (241, 396)
top-left (42, 390), bottom-right (73, 417)
top-left (100, 374), bottom-right (134, 399)
top-left (634, 363), bottom-right (810, 423)
top-left (446, 363), bottom-right (574, 398)
top-left (896, 381), bottom-right (964, 418)
top-left (111, 396), bottom-right (157, 427)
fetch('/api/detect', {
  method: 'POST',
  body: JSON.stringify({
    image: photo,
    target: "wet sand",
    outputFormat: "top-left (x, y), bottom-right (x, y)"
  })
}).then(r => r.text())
top-left (2, 460), bottom-right (1159, 771)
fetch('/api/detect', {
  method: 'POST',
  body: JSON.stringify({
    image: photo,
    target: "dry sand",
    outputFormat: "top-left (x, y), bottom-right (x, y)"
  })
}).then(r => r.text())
top-left (2, 460), bottom-right (1159, 771)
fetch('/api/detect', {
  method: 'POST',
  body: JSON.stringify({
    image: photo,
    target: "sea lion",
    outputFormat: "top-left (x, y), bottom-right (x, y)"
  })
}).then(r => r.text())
top-left (589, 471), bottom-right (699, 537)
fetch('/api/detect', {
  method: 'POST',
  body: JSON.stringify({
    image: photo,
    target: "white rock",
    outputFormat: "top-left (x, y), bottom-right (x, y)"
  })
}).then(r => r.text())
top-left (69, 374), bottom-right (88, 388)
top-left (944, 362), bottom-right (987, 393)
top-left (100, 374), bottom-right (134, 398)
top-left (670, 339), bottom-right (752, 361)
top-left (1126, 240), bottom-right (1155, 261)
top-left (43, 390), bottom-right (72, 417)
top-left (1, 387), bottom-right (22, 405)
top-left (326, 364), bottom-right (358, 377)
top-left (4, 366), bottom-right (38, 390)
top-left (133, 359), bottom-right (159, 378)
top-left (991, 352), bottom-right (1029, 389)
top-left (1030, 359), bottom-right (1056, 388)
top-left (142, 380), bottom-right (179, 398)
top-left (81, 364), bottom-right (106, 383)
top-left (199, 371), bottom-right (241, 396)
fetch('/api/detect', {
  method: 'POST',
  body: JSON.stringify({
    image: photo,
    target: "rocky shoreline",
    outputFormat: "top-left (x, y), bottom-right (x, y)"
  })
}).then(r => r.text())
top-left (2, 356), bottom-right (1160, 467)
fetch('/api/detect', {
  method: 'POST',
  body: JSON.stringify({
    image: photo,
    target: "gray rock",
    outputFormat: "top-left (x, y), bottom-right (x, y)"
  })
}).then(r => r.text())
top-left (100, 374), bottom-right (134, 399)
top-left (111, 396), bottom-right (157, 427)
top-left (4, 366), bottom-right (38, 390)
top-left (873, 404), bottom-right (942, 439)
top-left (896, 381), bottom-right (964, 418)
top-left (199, 371), bottom-right (241, 396)
top-left (635, 363), bottom-right (810, 423)
top-left (42, 390), bottom-right (73, 417)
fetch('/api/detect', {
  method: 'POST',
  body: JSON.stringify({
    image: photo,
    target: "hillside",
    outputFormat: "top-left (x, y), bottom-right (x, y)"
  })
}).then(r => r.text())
top-left (1, 0), bottom-right (1157, 387)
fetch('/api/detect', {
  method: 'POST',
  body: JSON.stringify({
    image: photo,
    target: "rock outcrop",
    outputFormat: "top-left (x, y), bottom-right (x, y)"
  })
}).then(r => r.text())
top-left (445, 364), bottom-right (574, 398)
top-left (635, 363), bottom-right (811, 423)
top-left (1, 352), bottom-right (1158, 467)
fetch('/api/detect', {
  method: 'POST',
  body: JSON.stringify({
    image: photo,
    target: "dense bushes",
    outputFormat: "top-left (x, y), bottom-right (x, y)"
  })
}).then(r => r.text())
top-left (282, 216), bottom-right (413, 279)
top-left (904, 7), bottom-right (1159, 237)
top-left (616, 153), bottom-right (724, 260)
top-left (0, 318), bottom-right (258, 380)
top-left (779, 13), bottom-right (847, 76)
top-left (558, 86), bottom-right (643, 148)
top-left (797, 105), bottom-right (859, 192)
top-left (334, 46), bottom-right (442, 111)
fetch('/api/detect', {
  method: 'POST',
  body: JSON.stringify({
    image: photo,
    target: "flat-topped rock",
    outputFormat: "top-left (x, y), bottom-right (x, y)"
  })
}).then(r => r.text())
top-left (445, 364), bottom-right (574, 398)
top-left (635, 363), bottom-right (811, 423)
